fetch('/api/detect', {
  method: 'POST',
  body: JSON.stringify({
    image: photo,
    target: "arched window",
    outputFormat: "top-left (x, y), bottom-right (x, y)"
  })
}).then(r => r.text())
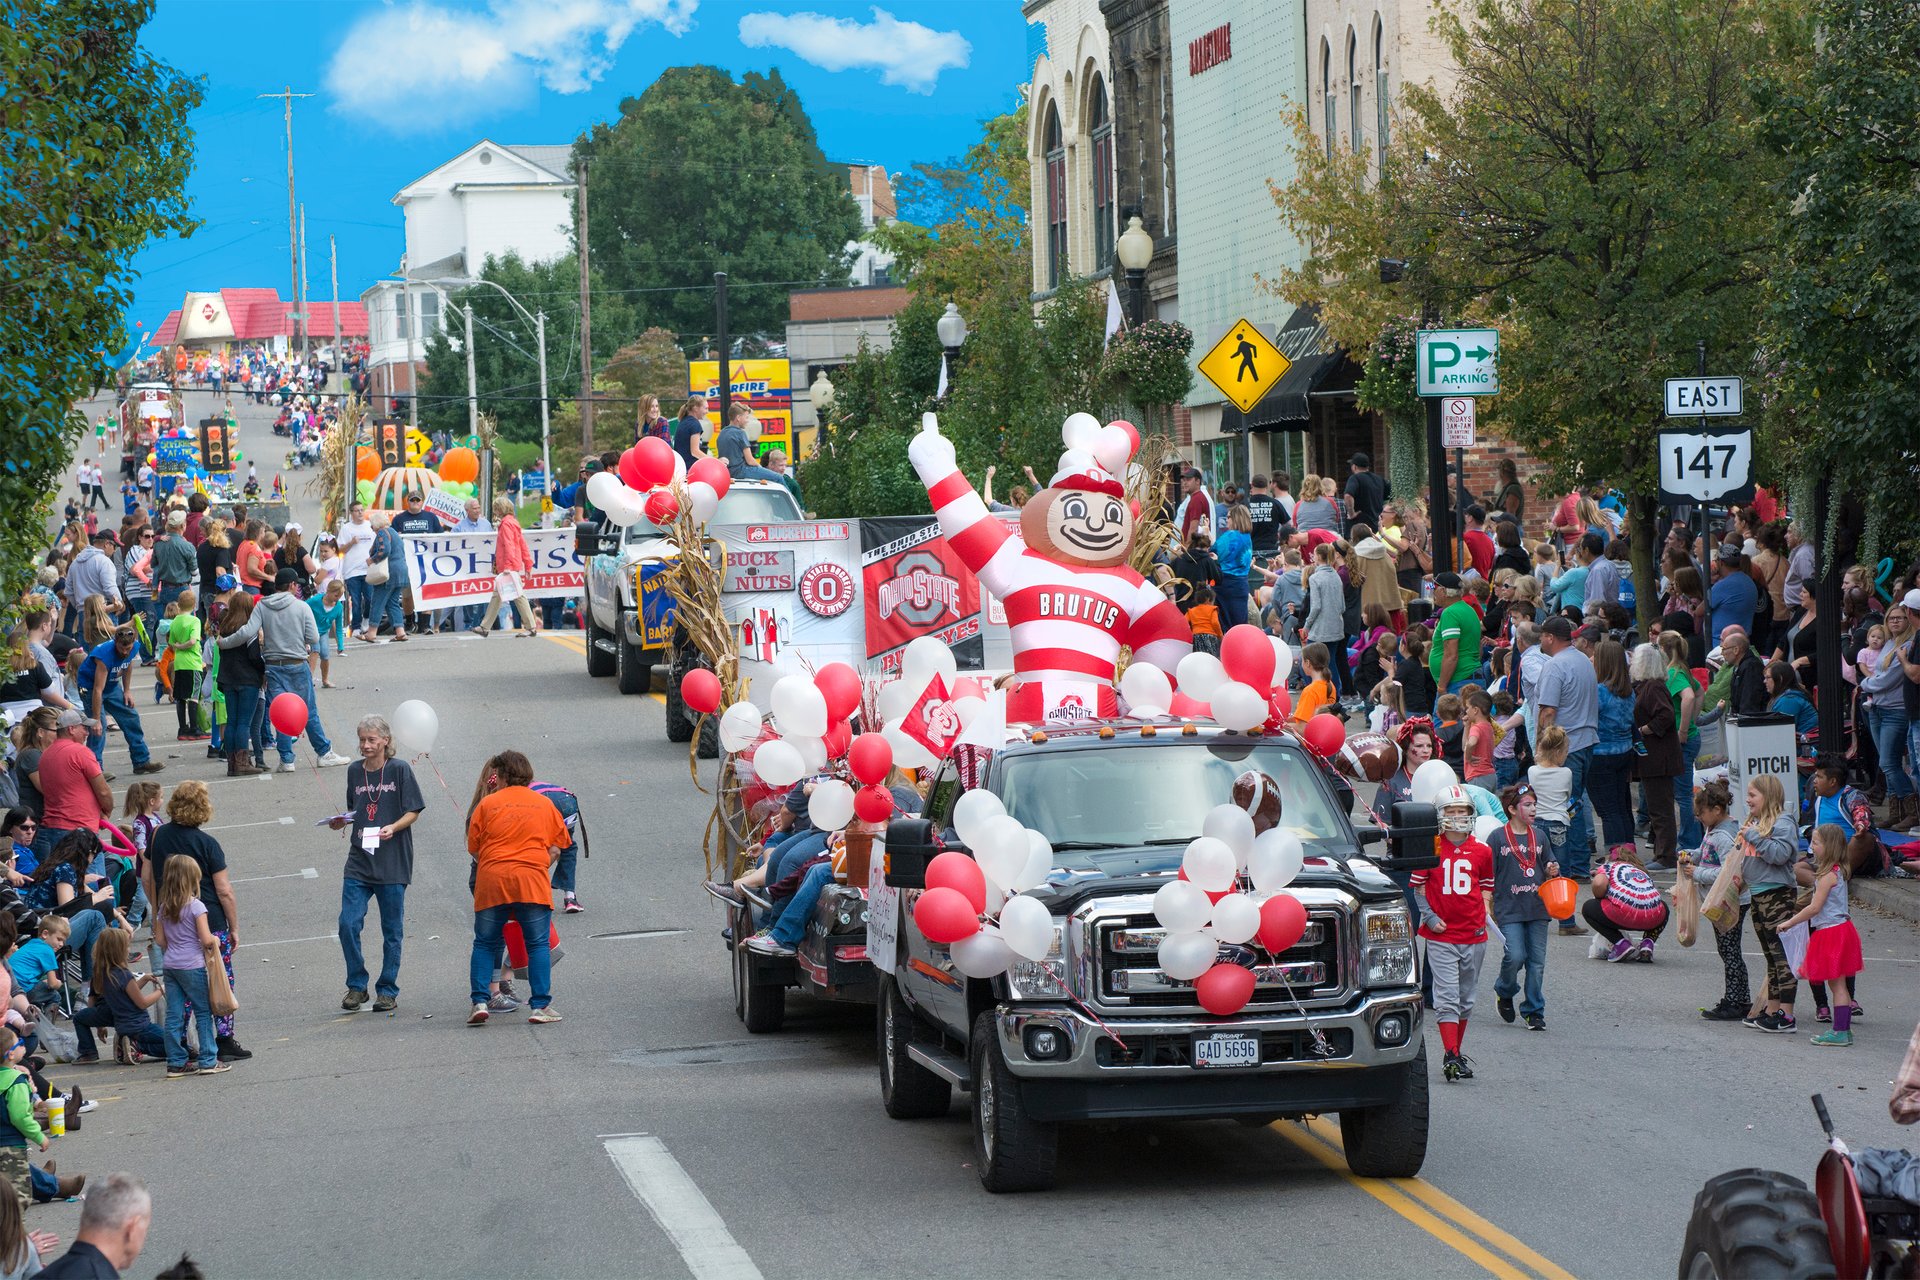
top-left (1374, 16), bottom-right (1390, 163)
top-left (1321, 39), bottom-right (1335, 161)
top-left (1089, 74), bottom-right (1115, 269)
top-left (1348, 29), bottom-right (1363, 154)
top-left (1044, 103), bottom-right (1067, 288)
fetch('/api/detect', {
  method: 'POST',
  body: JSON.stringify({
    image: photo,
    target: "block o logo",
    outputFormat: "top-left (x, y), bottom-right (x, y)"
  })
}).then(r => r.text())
top-left (798, 562), bottom-right (854, 618)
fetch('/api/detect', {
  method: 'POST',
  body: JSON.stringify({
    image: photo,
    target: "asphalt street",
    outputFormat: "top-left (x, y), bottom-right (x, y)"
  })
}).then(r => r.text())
top-left (33, 403), bottom-right (1920, 1279)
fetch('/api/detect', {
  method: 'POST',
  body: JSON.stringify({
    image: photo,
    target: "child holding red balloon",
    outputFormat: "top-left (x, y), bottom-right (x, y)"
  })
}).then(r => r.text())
top-left (1410, 785), bottom-right (1494, 1082)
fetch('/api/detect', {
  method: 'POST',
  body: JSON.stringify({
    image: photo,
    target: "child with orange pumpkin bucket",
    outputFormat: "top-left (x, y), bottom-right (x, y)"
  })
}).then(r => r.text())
top-left (1487, 783), bottom-right (1560, 1032)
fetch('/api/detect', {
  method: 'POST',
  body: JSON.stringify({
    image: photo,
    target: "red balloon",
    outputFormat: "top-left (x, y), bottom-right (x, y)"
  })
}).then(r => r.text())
top-left (268, 691), bottom-right (308, 738)
top-left (1178, 866), bottom-right (1233, 905)
top-left (848, 734), bottom-right (893, 786)
top-left (1195, 962), bottom-right (1256, 1016)
top-left (680, 668), bottom-right (722, 715)
top-left (1109, 419), bottom-right (1140, 458)
top-left (617, 446), bottom-right (646, 490)
top-left (632, 437), bottom-right (676, 489)
top-left (1221, 625), bottom-right (1276, 690)
top-left (821, 719), bottom-right (852, 761)
top-left (1302, 713), bottom-right (1347, 757)
top-left (813, 662), bottom-right (862, 722)
top-left (1262, 688), bottom-right (1293, 733)
top-left (1169, 690), bottom-right (1210, 718)
top-left (925, 852), bottom-right (987, 913)
top-left (913, 886), bottom-right (980, 944)
top-left (1257, 894), bottom-right (1308, 954)
top-left (854, 783), bottom-right (894, 823)
top-left (644, 489), bottom-right (681, 524)
top-left (688, 457), bottom-right (731, 500)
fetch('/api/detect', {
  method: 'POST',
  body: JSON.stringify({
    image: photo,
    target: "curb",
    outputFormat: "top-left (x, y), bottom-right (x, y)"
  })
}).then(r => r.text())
top-left (1852, 876), bottom-right (1920, 928)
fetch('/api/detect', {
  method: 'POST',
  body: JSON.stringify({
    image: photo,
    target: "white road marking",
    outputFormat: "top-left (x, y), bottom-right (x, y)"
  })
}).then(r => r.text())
top-left (206, 816), bottom-right (297, 831)
top-left (236, 933), bottom-right (335, 949)
top-left (231, 868), bottom-right (318, 884)
top-left (601, 1134), bottom-right (762, 1280)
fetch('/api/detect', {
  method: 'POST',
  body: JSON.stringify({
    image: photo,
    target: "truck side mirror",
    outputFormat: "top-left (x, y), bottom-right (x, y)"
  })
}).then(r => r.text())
top-left (1383, 801), bottom-right (1441, 872)
top-left (883, 818), bottom-right (939, 890)
top-left (573, 519), bottom-right (616, 557)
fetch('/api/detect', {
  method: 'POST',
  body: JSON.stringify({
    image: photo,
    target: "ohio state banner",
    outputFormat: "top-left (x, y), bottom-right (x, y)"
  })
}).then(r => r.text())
top-left (859, 516), bottom-right (985, 672)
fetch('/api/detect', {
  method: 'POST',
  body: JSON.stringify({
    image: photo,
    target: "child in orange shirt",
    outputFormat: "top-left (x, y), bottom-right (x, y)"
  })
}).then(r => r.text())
top-left (1292, 642), bottom-right (1338, 724)
top-left (1461, 687), bottom-right (1496, 784)
top-left (1185, 586), bottom-right (1223, 654)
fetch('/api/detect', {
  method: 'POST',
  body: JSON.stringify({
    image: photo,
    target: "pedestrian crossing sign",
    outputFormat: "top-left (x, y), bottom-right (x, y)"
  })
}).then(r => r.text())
top-left (1197, 318), bottom-right (1291, 414)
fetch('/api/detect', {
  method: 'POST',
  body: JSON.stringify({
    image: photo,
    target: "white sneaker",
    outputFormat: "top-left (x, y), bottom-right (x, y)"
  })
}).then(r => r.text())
top-left (315, 752), bottom-right (351, 767)
top-left (277, 761), bottom-right (298, 773)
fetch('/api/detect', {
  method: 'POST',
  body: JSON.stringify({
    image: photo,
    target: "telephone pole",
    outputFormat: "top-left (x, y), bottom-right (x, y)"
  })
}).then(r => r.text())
top-left (258, 88), bottom-right (315, 359)
top-left (298, 204), bottom-right (310, 363)
top-left (575, 159), bottom-right (594, 450)
top-left (329, 235), bottom-right (341, 396)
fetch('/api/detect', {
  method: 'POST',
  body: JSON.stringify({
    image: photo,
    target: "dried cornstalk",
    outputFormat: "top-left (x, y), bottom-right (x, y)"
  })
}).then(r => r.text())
top-left (1126, 432), bottom-right (1179, 580)
top-left (657, 489), bottom-right (743, 875)
top-left (308, 395), bottom-right (366, 529)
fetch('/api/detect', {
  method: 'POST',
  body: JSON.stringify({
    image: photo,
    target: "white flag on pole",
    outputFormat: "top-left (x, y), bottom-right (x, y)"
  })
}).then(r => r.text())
top-left (1104, 279), bottom-right (1124, 347)
top-left (936, 353), bottom-right (950, 399)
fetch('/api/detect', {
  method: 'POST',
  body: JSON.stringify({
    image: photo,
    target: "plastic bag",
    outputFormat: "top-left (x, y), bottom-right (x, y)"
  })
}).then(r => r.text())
top-left (1699, 844), bottom-right (1746, 934)
top-left (1779, 920), bottom-right (1810, 977)
top-left (1672, 868), bottom-right (1700, 947)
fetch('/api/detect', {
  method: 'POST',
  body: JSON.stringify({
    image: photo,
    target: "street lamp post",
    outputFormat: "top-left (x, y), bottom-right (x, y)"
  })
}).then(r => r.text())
top-left (424, 275), bottom-right (554, 525)
top-left (937, 302), bottom-right (968, 399)
top-left (1115, 214), bottom-right (1154, 327)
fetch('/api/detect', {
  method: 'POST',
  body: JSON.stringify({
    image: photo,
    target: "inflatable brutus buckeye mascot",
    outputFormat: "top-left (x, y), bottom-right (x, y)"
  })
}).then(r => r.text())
top-left (908, 412), bottom-right (1191, 721)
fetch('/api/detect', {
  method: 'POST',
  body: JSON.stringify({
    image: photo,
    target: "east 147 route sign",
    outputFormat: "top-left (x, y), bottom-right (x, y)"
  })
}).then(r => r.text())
top-left (1416, 328), bottom-right (1500, 396)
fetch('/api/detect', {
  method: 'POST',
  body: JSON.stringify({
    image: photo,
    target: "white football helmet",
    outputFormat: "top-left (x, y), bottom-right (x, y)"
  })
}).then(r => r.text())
top-left (1435, 784), bottom-right (1476, 833)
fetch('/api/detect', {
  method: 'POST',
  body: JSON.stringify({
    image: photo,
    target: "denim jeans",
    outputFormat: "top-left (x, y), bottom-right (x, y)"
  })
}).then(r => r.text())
top-left (470, 903), bottom-right (552, 1008)
top-left (1563, 745), bottom-right (1595, 880)
top-left (73, 1003), bottom-right (164, 1061)
top-left (224, 682), bottom-right (262, 761)
top-left (30, 1162), bottom-right (56, 1202)
top-left (164, 965), bottom-right (216, 1068)
top-left (552, 842), bottom-right (578, 895)
top-left (1587, 750), bottom-right (1636, 851)
top-left (1677, 734), bottom-right (1703, 848)
top-left (1494, 756), bottom-right (1520, 791)
top-left (369, 579), bottom-right (407, 632)
top-left (1494, 918), bottom-right (1549, 1017)
top-left (770, 862), bottom-right (835, 947)
top-left (339, 877), bottom-right (406, 999)
top-left (1217, 574), bottom-right (1249, 630)
top-left (1871, 705), bottom-right (1914, 798)
top-left (264, 661), bottom-right (331, 763)
top-left (65, 909), bottom-right (112, 982)
top-left (86, 683), bottom-right (150, 768)
top-left (346, 576), bottom-right (373, 633)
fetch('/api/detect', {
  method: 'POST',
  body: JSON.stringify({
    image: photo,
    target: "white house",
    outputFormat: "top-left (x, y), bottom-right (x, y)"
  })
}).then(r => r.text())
top-left (361, 141), bottom-right (576, 412)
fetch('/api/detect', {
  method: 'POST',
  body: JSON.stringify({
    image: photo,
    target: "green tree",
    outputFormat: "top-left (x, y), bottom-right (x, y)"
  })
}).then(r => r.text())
top-left (1274, 0), bottom-right (1793, 627)
top-left (1, 0), bottom-right (200, 611)
top-left (576, 66), bottom-right (860, 340)
top-left (418, 251), bottom-right (638, 445)
top-left (874, 104), bottom-right (1031, 316)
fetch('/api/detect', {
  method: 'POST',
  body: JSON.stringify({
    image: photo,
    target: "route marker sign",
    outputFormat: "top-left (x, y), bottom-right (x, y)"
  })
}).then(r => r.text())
top-left (1197, 318), bottom-right (1292, 414)
top-left (1416, 328), bottom-right (1500, 396)
top-left (1664, 377), bottom-right (1742, 418)
top-left (1657, 426), bottom-right (1754, 505)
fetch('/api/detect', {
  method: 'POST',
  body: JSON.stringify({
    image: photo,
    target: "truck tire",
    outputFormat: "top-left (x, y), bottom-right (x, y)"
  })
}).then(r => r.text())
top-left (616, 633), bottom-right (651, 695)
top-left (970, 1011), bottom-right (1057, 1193)
top-left (741, 960), bottom-right (785, 1034)
top-left (665, 664), bottom-right (721, 757)
top-left (878, 977), bottom-right (950, 1119)
top-left (1337, 1043), bottom-right (1430, 1178)
top-left (1678, 1170), bottom-right (1835, 1280)
top-left (584, 615), bottom-right (614, 677)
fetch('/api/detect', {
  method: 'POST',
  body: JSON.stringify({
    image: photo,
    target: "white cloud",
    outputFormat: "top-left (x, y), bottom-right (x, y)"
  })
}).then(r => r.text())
top-left (325, 0), bottom-right (696, 130)
top-left (737, 6), bottom-right (970, 94)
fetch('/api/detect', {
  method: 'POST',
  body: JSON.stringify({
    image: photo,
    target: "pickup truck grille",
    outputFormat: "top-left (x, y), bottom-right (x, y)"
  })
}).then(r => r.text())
top-left (1094, 1027), bottom-right (1354, 1068)
top-left (1092, 910), bottom-right (1347, 1012)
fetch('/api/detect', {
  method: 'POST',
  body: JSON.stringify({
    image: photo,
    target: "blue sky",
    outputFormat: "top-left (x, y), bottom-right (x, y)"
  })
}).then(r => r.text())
top-left (126, 0), bottom-right (1028, 343)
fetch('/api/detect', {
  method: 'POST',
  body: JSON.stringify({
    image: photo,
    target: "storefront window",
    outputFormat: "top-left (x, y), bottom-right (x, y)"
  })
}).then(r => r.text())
top-left (1044, 104), bottom-right (1067, 288)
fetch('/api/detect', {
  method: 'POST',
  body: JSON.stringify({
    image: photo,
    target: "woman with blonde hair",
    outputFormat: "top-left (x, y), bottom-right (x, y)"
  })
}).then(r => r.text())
top-left (473, 496), bottom-right (540, 637)
top-left (1737, 774), bottom-right (1802, 1032)
top-left (81, 595), bottom-right (115, 648)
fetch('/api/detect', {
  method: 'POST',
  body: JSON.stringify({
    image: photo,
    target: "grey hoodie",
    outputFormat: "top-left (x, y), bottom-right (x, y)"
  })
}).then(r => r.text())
top-left (218, 589), bottom-right (319, 663)
top-left (66, 545), bottom-right (120, 610)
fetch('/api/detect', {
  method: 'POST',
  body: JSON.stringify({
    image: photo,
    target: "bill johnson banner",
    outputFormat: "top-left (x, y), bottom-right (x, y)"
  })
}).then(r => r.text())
top-left (399, 527), bottom-right (586, 604)
top-left (859, 516), bottom-right (985, 672)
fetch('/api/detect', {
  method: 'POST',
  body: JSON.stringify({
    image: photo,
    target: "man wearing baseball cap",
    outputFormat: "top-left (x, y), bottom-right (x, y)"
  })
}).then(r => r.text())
top-left (1533, 615), bottom-right (1600, 905)
top-left (76, 624), bottom-right (159, 775)
top-left (65, 529), bottom-right (123, 621)
top-left (33, 710), bottom-right (112, 863)
top-left (216, 569), bottom-right (351, 772)
top-left (1430, 573), bottom-right (1483, 695)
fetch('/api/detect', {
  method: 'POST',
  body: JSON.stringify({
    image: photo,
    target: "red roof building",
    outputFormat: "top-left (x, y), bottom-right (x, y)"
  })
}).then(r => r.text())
top-left (152, 288), bottom-right (368, 347)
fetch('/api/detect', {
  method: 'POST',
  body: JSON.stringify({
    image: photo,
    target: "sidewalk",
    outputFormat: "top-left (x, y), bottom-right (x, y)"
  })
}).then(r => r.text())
top-left (1853, 873), bottom-right (1920, 927)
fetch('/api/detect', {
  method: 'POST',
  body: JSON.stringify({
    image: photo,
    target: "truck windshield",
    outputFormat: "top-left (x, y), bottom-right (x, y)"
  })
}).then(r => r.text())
top-left (995, 741), bottom-right (1349, 865)
top-left (622, 487), bottom-right (800, 542)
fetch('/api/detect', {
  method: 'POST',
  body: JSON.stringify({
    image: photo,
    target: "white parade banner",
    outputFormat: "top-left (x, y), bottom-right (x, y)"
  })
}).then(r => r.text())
top-left (400, 527), bottom-right (586, 605)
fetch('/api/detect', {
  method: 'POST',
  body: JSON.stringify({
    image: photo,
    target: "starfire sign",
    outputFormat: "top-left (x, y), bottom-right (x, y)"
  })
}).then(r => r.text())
top-left (1416, 328), bottom-right (1500, 396)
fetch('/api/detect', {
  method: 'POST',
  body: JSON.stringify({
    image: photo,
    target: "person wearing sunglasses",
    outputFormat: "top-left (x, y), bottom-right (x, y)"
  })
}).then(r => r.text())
top-left (1, 812), bottom-right (35, 883)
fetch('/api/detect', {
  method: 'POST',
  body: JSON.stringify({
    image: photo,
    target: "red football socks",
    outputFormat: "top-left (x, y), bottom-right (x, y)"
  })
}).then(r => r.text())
top-left (1438, 1020), bottom-right (1461, 1055)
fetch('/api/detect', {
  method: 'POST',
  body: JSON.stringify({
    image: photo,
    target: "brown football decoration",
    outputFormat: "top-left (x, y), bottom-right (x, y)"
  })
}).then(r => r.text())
top-left (1335, 733), bottom-right (1400, 783)
top-left (1232, 769), bottom-right (1284, 835)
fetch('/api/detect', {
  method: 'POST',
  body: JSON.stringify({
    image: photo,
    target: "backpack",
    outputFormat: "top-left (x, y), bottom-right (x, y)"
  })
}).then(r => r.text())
top-left (531, 781), bottom-right (586, 858)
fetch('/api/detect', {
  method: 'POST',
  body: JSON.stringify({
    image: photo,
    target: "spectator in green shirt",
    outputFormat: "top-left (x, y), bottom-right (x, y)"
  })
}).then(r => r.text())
top-left (1430, 574), bottom-right (1483, 695)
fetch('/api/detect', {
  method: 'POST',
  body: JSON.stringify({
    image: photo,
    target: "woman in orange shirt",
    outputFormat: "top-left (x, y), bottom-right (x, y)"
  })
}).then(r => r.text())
top-left (465, 750), bottom-right (568, 1026)
top-left (234, 520), bottom-right (273, 596)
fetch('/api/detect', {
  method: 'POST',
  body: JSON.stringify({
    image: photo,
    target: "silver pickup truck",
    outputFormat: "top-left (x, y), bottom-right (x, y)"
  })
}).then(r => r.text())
top-left (875, 722), bottom-right (1439, 1192)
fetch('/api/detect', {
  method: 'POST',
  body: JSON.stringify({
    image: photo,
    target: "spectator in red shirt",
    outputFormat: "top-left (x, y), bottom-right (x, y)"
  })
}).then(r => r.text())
top-left (1462, 504), bottom-right (1495, 581)
top-left (33, 710), bottom-right (111, 863)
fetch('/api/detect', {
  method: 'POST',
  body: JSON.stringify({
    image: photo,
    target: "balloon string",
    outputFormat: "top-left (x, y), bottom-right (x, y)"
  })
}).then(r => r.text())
top-left (983, 916), bottom-right (1130, 1052)
top-left (414, 751), bottom-right (452, 795)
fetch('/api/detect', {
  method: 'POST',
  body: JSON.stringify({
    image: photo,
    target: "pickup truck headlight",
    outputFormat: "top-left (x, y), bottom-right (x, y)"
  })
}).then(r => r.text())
top-left (1003, 920), bottom-right (1068, 1001)
top-left (1361, 903), bottom-right (1416, 988)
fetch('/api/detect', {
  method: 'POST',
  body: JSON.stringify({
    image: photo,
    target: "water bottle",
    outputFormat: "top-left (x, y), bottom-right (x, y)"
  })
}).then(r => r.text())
top-left (46, 1094), bottom-right (63, 1138)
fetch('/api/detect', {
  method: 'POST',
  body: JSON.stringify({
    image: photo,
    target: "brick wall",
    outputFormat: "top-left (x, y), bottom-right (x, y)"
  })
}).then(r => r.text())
top-left (1448, 429), bottom-right (1556, 527)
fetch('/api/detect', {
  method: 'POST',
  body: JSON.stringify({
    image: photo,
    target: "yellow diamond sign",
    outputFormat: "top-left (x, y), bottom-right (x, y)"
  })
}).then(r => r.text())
top-left (1197, 318), bottom-right (1292, 415)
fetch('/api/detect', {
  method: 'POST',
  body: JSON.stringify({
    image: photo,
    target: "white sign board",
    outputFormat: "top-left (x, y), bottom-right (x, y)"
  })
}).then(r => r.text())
top-left (1665, 377), bottom-right (1743, 418)
top-left (400, 528), bottom-right (586, 604)
top-left (866, 853), bottom-right (899, 974)
top-left (1440, 397), bottom-right (1476, 449)
top-left (1656, 428), bottom-right (1755, 505)
top-left (1416, 328), bottom-right (1500, 396)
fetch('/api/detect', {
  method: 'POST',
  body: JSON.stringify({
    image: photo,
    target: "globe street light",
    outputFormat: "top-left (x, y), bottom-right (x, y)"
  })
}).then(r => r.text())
top-left (809, 370), bottom-right (836, 421)
top-left (936, 302), bottom-right (968, 358)
top-left (1115, 214), bottom-right (1155, 326)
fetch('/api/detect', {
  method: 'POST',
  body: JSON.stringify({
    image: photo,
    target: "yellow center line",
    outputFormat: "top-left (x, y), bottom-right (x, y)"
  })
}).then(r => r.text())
top-left (539, 632), bottom-right (665, 701)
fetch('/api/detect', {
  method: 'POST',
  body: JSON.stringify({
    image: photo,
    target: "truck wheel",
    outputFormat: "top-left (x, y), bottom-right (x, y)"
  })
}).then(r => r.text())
top-left (970, 1010), bottom-right (1057, 1192)
top-left (877, 977), bottom-right (950, 1119)
top-left (1337, 1042), bottom-right (1430, 1178)
top-left (616, 635), bottom-right (651, 695)
top-left (1678, 1169), bottom-right (1835, 1280)
top-left (584, 616), bottom-right (614, 677)
top-left (741, 961), bottom-right (785, 1034)
top-left (664, 666), bottom-right (694, 742)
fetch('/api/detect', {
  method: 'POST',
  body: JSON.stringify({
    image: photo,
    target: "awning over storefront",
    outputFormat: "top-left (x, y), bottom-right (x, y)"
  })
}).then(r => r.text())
top-left (1223, 303), bottom-right (1354, 431)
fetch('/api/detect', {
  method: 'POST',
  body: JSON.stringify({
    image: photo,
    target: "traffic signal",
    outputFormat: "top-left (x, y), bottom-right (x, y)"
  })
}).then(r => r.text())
top-left (197, 418), bottom-right (229, 471)
top-left (375, 418), bottom-right (405, 468)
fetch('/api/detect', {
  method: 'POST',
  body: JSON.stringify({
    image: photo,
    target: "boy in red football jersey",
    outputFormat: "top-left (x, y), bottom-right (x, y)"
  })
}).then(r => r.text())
top-left (1411, 784), bottom-right (1495, 1082)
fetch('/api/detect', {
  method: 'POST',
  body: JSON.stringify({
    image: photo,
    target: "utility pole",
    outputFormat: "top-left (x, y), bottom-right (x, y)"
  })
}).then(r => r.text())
top-left (329, 234), bottom-right (341, 396)
top-left (575, 159), bottom-right (594, 449)
top-left (463, 303), bottom-right (479, 444)
top-left (536, 312), bottom-right (553, 526)
top-left (406, 286), bottom-right (419, 433)
top-left (715, 271), bottom-right (731, 432)
top-left (298, 204), bottom-right (310, 364)
top-left (258, 88), bottom-right (315, 360)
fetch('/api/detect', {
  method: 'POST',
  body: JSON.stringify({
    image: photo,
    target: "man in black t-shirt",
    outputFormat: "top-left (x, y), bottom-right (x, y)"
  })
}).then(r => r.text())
top-left (389, 492), bottom-right (447, 632)
top-left (1344, 452), bottom-right (1386, 533)
top-left (1244, 474), bottom-right (1282, 557)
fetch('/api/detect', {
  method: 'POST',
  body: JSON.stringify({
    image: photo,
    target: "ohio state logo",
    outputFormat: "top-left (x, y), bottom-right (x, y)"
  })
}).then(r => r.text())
top-left (1045, 694), bottom-right (1087, 723)
top-left (799, 561), bottom-right (853, 617)
top-left (876, 550), bottom-right (959, 626)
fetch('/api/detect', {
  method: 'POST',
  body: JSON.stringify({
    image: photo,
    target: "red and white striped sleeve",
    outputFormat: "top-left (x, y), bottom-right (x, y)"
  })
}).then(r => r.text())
top-left (1123, 574), bottom-right (1192, 677)
top-left (911, 419), bottom-right (1017, 597)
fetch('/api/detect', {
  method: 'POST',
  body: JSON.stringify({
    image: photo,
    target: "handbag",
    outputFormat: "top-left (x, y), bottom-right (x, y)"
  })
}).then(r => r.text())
top-left (366, 543), bottom-right (391, 587)
top-left (207, 951), bottom-right (238, 1017)
top-left (1672, 869), bottom-right (1700, 947)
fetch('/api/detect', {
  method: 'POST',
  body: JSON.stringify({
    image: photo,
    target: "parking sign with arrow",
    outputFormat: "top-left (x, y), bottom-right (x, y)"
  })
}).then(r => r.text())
top-left (1416, 328), bottom-right (1500, 396)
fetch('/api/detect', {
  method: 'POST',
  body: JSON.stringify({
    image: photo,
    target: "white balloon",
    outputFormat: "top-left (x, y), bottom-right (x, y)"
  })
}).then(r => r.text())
top-left (1010, 831), bottom-right (1052, 892)
top-left (585, 471), bottom-right (626, 516)
top-left (901, 636), bottom-right (957, 692)
top-left (770, 650), bottom-right (811, 684)
top-left (602, 487), bottom-right (646, 528)
top-left (1208, 680), bottom-right (1267, 732)
top-left (391, 699), bottom-right (439, 755)
top-left (1153, 879), bottom-right (1212, 933)
top-left (1091, 423), bottom-right (1132, 473)
top-left (877, 676), bottom-right (923, 724)
top-left (790, 734), bottom-right (827, 774)
top-left (999, 895), bottom-right (1055, 962)
top-left (952, 695), bottom-right (985, 729)
top-left (882, 722), bottom-right (938, 771)
top-left (1182, 835), bottom-right (1238, 893)
top-left (1120, 661), bottom-right (1173, 716)
top-left (1157, 930), bottom-right (1219, 982)
top-left (981, 874), bottom-right (1007, 916)
top-left (687, 480), bottom-right (720, 525)
top-left (952, 789), bottom-right (1005, 848)
top-left (718, 702), bottom-right (762, 753)
top-left (808, 779), bottom-right (855, 831)
top-left (1210, 893), bottom-right (1261, 945)
top-left (1270, 637), bottom-right (1295, 684)
top-left (1177, 651), bottom-right (1226, 701)
top-left (770, 675), bottom-right (828, 739)
top-left (1055, 448), bottom-right (1096, 478)
top-left (1202, 804), bottom-right (1256, 865)
top-left (1061, 412), bottom-right (1101, 453)
top-left (671, 450), bottom-right (687, 482)
top-left (976, 814), bottom-right (1030, 889)
top-left (752, 739), bottom-right (803, 788)
top-left (1410, 759), bottom-right (1460, 805)
top-left (1473, 814), bottom-right (1504, 843)
top-left (1248, 829), bottom-right (1305, 891)
top-left (951, 930), bottom-right (1014, 978)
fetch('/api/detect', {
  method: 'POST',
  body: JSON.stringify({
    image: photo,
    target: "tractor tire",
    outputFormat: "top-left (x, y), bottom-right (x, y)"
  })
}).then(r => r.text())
top-left (1678, 1168), bottom-right (1836, 1280)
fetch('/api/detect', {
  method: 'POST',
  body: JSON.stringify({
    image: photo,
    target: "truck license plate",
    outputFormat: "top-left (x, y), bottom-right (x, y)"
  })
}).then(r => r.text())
top-left (1193, 1032), bottom-right (1260, 1069)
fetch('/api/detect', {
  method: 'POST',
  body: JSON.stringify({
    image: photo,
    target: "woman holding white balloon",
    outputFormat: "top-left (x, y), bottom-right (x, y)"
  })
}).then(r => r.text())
top-left (471, 497), bottom-right (540, 638)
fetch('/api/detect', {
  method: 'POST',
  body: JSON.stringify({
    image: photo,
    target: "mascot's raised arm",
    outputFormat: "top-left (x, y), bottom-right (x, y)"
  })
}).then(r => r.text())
top-left (908, 411), bottom-right (1191, 720)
